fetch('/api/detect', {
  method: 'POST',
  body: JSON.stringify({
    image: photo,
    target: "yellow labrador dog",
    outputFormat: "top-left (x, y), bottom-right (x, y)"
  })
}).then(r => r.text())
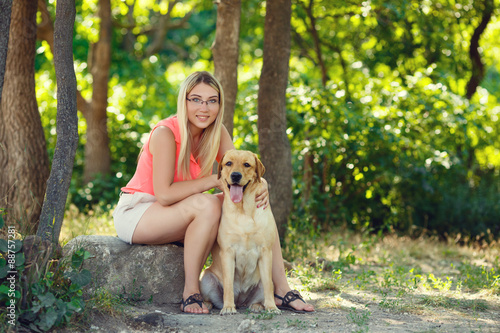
top-left (200, 149), bottom-right (280, 315)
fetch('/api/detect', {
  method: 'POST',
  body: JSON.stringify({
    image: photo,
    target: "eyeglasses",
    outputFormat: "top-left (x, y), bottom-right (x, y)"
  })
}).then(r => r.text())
top-left (186, 97), bottom-right (219, 108)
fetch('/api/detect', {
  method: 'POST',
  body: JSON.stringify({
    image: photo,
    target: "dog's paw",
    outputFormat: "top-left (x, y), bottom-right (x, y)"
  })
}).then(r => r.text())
top-left (265, 306), bottom-right (281, 315)
top-left (249, 303), bottom-right (265, 312)
top-left (204, 301), bottom-right (214, 310)
top-left (220, 306), bottom-right (237, 315)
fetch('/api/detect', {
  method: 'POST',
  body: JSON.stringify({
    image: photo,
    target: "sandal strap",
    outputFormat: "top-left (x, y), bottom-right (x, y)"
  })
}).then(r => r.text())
top-left (181, 293), bottom-right (204, 310)
top-left (275, 290), bottom-right (305, 307)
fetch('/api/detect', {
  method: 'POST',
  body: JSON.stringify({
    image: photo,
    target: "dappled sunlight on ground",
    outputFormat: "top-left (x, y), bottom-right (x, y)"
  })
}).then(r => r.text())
top-left (282, 228), bottom-right (500, 331)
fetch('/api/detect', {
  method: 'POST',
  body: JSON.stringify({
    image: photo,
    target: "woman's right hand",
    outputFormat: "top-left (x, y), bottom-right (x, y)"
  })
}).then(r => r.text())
top-left (211, 174), bottom-right (224, 192)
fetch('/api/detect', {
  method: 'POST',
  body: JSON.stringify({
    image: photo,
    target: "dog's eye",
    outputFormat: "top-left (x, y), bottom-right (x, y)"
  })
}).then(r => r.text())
top-left (225, 161), bottom-right (232, 166)
top-left (244, 163), bottom-right (251, 167)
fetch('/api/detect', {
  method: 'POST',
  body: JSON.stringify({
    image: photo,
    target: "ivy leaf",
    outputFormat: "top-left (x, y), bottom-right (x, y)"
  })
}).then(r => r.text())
top-left (67, 297), bottom-right (83, 313)
top-left (0, 265), bottom-right (9, 279)
top-left (38, 307), bottom-right (58, 331)
top-left (0, 239), bottom-right (7, 253)
top-left (70, 248), bottom-right (88, 269)
top-left (12, 240), bottom-right (23, 253)
top-left (0, 284), bottom-right (10, 296)
top-left (15, 252), bottom-right (25, 267)
top-left (65, 269), bottom-right (92, 288)
top-left (30, 301), bottom-right (42, 314)
top-left (38, 292), bottom-right (56, 307)
top-left (74, 269), bottom-right (92, 287)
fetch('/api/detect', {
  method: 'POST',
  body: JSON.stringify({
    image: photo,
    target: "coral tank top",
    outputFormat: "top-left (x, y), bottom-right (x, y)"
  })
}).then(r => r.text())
top-left (121, 116), bottom-right (201, 195)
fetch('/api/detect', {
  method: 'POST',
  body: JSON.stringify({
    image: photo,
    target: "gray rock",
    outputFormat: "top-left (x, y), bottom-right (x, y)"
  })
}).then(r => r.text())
top-left (133, 312), bottom-right (165, 327)
top-left (63, 235), bottom-right (184, 305)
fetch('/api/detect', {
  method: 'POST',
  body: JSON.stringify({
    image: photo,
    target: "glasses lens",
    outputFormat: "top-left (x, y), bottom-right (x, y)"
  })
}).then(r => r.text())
top-left (188, 98), bottom-right (218, 107)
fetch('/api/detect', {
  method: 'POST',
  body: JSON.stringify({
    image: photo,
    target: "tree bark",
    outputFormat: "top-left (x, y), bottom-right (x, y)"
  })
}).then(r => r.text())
top-left (37, 0), bottom-right (78, 244)
top-left (37, 0), bottom-right (112, 184)
top-left (83, 0), bottom-right (112, 183)
top-left (301, 149), bottom-right (314, 208)
top-left (213, 0), bottom-right (241, 138)
top-left (0, 0), bottom-right (49, 233)
top-left (465, 0), bottom-right (494, 100)
top-left (257, 0), bottom-right (292, 239)
top-left (0, 0), bottom-right (13, 101)
top-left (0, 0), bottom-right (13, 228)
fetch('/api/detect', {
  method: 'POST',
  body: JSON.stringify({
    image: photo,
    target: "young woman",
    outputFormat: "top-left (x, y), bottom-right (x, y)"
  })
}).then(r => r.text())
top-left (113, 71), bottom-right (314, 314)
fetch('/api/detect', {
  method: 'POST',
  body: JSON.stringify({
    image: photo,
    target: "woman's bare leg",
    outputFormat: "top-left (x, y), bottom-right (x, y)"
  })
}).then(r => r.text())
top-left (272, 231), bottom-right (315, 312)
top-left (132, 193), bottom-right (221, 314)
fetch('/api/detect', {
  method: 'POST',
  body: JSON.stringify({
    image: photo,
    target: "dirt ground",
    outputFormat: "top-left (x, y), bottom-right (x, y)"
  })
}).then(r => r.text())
top-left (74, 285), bottom-right (499, 333)
top-left (56, 226), bottom-right (500, 333)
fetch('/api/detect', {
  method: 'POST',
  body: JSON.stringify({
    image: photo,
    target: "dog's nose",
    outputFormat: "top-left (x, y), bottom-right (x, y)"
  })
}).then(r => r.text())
top-left (231, 172), bottom-right (242, 183)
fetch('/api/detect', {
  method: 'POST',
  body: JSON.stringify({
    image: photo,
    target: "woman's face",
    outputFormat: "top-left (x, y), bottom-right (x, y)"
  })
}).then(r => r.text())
top-left (186, 82), bottom-right (220, 132)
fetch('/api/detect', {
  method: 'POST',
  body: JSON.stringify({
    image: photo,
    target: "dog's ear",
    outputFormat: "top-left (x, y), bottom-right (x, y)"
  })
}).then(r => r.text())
top-left (254, 153), bottom-right (266, 181)
top-left (217, 152), bottom-right (227, 180)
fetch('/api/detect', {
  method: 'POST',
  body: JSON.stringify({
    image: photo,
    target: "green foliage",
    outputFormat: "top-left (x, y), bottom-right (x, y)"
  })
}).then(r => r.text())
top-left (117, 278), bottom-right (148, 305)
top-left (420, 295), bottom-right (489, 311)
top-left (286, 69), bottom-right (500, 239)
top-left (68, 173), bottom-right (122, 213)
top-left (457, 262), bottom-right (500, 293)
top-left (0, 214), bottom-right (92, 332)
top-left (284, 0), bottom-right (500, 239)
top-left (17, 248), bottom-right (91, 332)
top-left (250, 309), bottom-right (278, 320)
top-left (0, 214), bottom-right (25, 333)
top-left (347, 307), bottom-right (371, 333)
top-left (284, 229), bottom-right (498, 329)
top-left (33, 0), bottom-right (500, 240)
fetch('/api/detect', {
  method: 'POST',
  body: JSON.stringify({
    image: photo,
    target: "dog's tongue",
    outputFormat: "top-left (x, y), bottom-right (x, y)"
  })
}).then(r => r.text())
top-left (229, 185), bottom-right (243, 203)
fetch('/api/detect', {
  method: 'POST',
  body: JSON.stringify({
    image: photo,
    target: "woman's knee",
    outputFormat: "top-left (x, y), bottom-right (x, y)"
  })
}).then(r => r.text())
top-left (191, 193), bottom-right (222, 221)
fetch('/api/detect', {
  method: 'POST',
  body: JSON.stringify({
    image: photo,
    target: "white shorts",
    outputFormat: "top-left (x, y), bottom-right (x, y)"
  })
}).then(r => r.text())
top-left (113, 192), bottom-right (156, 244)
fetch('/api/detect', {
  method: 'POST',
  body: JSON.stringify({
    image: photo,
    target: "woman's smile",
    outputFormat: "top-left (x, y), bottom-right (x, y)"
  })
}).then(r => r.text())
top-left (186, 83), bottom-right (220, 131)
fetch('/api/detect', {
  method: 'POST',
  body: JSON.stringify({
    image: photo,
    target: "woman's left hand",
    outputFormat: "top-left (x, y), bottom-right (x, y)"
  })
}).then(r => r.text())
top-left (256, 178), bottom-right (269, 209)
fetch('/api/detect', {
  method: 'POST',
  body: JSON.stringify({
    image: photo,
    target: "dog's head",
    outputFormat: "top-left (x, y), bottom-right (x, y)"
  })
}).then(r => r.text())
top-left (217, 149), bottom-right (265, 203)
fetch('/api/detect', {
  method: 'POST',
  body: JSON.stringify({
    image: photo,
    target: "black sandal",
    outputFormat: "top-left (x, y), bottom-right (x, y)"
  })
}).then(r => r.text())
top-left (181, 293), bottom-right (206, 314)
top-left (274, 290), bottom-right (309, 313)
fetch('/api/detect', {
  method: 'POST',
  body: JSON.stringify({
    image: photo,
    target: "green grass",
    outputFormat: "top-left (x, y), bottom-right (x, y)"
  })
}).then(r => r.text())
top-left (59, 207), bottom-right (500, 328)
top-left (347, 307), bottom-right (371, 333)
top-left (283, 227), bottom-right (500, 320)
top-left (60, 204), bottom-right (116, 245)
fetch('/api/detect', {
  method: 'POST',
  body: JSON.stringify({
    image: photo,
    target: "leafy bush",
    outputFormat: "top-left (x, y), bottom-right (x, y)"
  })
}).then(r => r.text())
top-left (286, 70), bottom-right (500, 240)
top-left (0, 214), bottom-right (92, 332)
top-left (68, 173), bottom-right (122, 213)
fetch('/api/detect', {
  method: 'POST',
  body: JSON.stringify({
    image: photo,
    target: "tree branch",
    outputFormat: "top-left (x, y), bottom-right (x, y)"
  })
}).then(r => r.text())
top-left (303, 0), bottom-right (329, 86)
top-left (465, 0), bottom-right (494, 100)
top-left (145, 0), bottom-right (193, 57)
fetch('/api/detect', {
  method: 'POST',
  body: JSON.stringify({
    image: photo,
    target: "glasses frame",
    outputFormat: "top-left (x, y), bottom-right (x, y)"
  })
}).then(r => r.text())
top-left (186, 97), bottom-right (220, 108)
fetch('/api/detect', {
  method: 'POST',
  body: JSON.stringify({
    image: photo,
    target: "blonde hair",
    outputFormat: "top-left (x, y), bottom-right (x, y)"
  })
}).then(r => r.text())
top-left (176, 71), bottom-right (225, 180)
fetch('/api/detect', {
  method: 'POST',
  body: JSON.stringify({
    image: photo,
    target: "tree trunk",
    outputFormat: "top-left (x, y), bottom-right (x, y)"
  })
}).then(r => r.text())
top-left (0, 0), bottom-right (13, 232)
top-left (257, 0), bottom-right (292, 239)
top-left (0, 0), bottom-right (49, 234)
top-left (37, 0), bottom-right (78, 244)
top-left (213, 0), bottom-right (241, 138)
top-left (465, 0), bottom-right (493, 100)
top-left (0, 0), bottom-right (13, 101)
top-left (83, 0), bottom-right (112, 183)
top-left (37, 0), bottom-right (112, 184)
top-left (301, 150), bottom-right (313, 208)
